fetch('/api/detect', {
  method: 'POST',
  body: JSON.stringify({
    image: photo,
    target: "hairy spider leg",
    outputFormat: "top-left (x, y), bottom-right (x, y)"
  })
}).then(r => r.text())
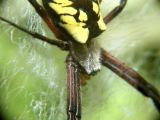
top-left (102, 0), bottom-right (160, 112)
top-left (103, 0), bottom-right (127, 24)
top-left (0, 16), bottom-right (68, 50)
top-left (101, 49), bottom-right (160, 112)
top-left (28, 0), bottom-right (67, 40)
top-left (66, 55), bottom-right (81, 120)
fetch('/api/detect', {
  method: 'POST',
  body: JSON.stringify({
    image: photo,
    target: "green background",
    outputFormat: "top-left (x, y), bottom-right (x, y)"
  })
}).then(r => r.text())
top-left (0, 0), bottom-right (160, 120)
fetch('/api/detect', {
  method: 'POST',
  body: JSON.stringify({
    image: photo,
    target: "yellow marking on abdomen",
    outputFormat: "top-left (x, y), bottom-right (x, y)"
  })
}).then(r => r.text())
top-left (92, 2), bottom-right (99, 14)
top-left (49, 2), bottom-right (77, 15)
top-left (60, 22), bottom-right (89, 43)
top-left (78, 10), bottom-right (88, 22)
top-left (52, 0), bottom-right (72, 5)
top-left (49, 0), bottom-right (106, 43)
top-left (97, 13), bottom-right (107, 30)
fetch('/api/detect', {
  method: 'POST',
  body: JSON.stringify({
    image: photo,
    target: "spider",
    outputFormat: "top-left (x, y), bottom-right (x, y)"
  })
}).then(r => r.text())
top-left (0, 0), bottom-right (160, 119)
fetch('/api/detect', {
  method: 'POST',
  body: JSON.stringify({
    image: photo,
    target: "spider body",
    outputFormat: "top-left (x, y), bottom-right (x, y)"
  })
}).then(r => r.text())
top-left (42, 0), bottom-right (106, 74)
top-left (43, 0), bottom-right (106, 43)
top-left (0, 0), bottom-right (160, 119)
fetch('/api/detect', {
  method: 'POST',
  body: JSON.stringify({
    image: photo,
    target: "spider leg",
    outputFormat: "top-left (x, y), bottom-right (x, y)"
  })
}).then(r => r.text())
top-left (27, 0), bottom-right (67, 41)
top-left (66, 55), bottom-right (81, 120)
top-left (27, 0), bottom-right (56, 34)
top-left (101, 49), bottom-right (160, 112)
top-left (0, 16), bottom-right (68, 50)
top-left (103, 0), bottom-right (127, 24)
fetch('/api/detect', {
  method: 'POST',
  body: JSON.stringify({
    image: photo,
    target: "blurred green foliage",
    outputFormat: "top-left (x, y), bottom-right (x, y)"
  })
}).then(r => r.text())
top-left (0, 0), bottom-right (160, 120)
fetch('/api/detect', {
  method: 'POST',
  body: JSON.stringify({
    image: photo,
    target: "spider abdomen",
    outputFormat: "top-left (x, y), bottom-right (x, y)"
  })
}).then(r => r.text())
top-left (42, 0), bottom-right (106, 43)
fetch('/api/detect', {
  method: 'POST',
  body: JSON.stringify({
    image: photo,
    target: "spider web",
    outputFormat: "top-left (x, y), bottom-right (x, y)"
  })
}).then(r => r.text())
top-left (0, 0), bottom-right (160, 120)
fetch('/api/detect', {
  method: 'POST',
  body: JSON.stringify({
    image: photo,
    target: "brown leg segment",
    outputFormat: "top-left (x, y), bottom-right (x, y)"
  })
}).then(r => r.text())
top-left (0, 16), bottom-right (68, 50)
top-left (66, 55), bottom-right (81, 120)
top-left (27, 0), bottom-right (59, 35)
top-left (75, 67), bottom-right (81, 119)
top-left (103, 0), bottom-right (127, 24)
top-left (27, 0), bottom-right (71, 42)
top-left (101, 49), bottom-right (160, 112)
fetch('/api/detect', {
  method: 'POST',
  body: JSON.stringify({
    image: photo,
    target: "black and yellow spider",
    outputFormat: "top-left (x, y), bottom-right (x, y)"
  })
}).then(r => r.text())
top-left (0, 0), bottom-right (160, 120)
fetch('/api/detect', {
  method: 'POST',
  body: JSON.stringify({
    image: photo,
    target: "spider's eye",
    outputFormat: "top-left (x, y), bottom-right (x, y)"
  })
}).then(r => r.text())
top-left (44, 0), bottom-right (106, 43)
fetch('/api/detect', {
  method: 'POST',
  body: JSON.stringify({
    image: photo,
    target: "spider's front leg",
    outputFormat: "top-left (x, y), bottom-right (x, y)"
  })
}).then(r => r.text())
top-left (103, 0), bottom-right (127, 24)
top-left (27, 0), bottom-right (69, 50)
top-left (27, 0), bottom-right (56, 34)
top-left (0, 0), bottom-right (69, 50)
top-left (66, 55), bottom-right (81, 120)
top-left (101, 49), bottom-right (160, 112)
top-left (0, 16), bottom-right (68, 50)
